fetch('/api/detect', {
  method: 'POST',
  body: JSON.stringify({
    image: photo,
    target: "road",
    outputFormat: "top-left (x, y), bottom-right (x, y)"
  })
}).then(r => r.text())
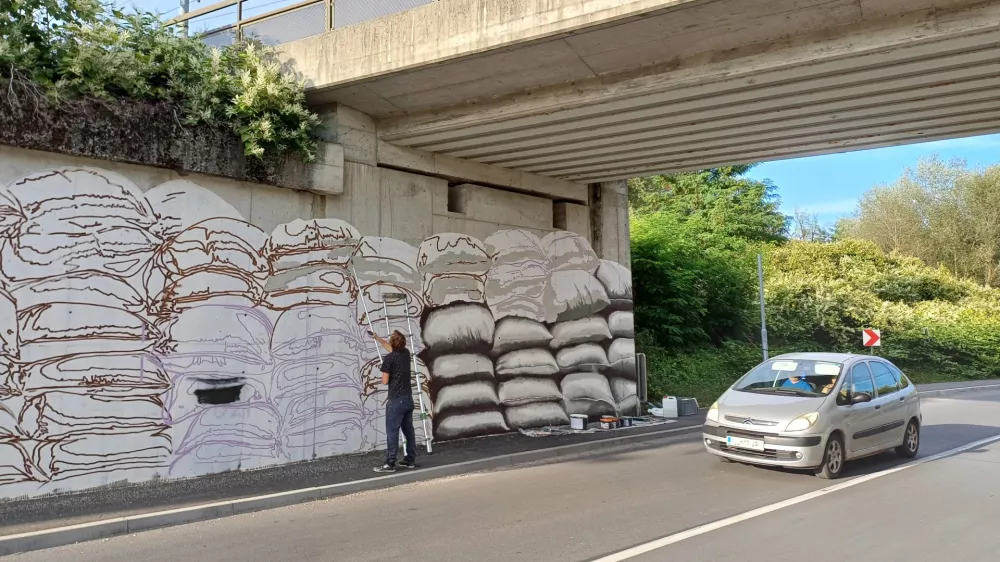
top-left (9, 388), bottom-right (1000, 562)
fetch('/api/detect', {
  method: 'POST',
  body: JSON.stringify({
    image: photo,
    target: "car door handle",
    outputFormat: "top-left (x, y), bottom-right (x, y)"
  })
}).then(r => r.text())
top-left (874, 405), bottom-right (881, 410)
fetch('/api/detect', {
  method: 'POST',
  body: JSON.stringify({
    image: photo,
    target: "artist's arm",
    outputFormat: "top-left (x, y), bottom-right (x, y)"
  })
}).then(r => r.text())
top-left (369, 331), bottom-right (392, 353)
top-left (381, 371), bottom-right (390, 385)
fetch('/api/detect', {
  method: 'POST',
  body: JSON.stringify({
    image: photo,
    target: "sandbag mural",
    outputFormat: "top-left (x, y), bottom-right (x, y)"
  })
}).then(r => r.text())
top-left (0, 166), bottom-right (634, 498)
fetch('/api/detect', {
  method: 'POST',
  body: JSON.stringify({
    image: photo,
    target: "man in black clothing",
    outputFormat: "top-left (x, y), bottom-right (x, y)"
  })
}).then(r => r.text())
top-left (371, 330), bottom-right (417, 473)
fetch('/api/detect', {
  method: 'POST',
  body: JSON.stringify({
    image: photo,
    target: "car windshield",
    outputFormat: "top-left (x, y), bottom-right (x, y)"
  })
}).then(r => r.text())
top-left (732, 359), bottom-right (843, 397)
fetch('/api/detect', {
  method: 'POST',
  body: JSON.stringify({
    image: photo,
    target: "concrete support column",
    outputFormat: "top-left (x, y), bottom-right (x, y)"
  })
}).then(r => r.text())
top-left (589, 180), bottom-right (631, 267)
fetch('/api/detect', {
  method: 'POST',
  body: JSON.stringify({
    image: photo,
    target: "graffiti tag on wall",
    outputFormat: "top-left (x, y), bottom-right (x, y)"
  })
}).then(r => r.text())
top-left (0, 167), bottom-right (634, 498)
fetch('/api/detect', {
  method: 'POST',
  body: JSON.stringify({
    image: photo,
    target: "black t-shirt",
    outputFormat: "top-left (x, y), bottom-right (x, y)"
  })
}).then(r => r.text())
top-left (381, 349), bottom-right (413, 400)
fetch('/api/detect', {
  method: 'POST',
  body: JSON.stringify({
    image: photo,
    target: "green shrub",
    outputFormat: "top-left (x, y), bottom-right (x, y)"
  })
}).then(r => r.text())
top-left (2, 2), bottom-right (319, 163)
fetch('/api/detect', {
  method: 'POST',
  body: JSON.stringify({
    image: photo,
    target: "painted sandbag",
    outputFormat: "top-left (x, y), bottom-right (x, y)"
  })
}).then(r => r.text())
top-left (484, 230), bottom-right (550, 323)
top-left (422, 303), bottom-right (495, 355)
top-left (561, 372), bottom-right (616, 417)
top-left (607, 311), bottom-right (634, 339)
top-left (434, 411), bottom-right (510, 441)
top-left (545, 270), bottom-right (611, 323)
top-left (430, 353), bottom-right (495, 384)
top-left (266, 219), bottom-right (361, 272)
top-left (433, 381), bottom-right (500, 415)
top-left (595, 259), bottom-right (632, 300)
top-left (494, 348), bottom-right (559, 379)
top-left (492, 317), bottom-right (552, 357)
top-left (609, 377), bottom-right (638, 414)
top-left (504, 402), bottom-right (569, 430)
top-left (555, 343), bottom-right (610, 374)
top-left (542, 231), bottom-right (599, 274)
top-left (497, 377), bottom-right (563, 407)
top-left (549, 316), bottom-right (612, 349)
top-left (417, 233), bottom-right (491, 276)
top-left (606, 338), bottom-right (637, 379)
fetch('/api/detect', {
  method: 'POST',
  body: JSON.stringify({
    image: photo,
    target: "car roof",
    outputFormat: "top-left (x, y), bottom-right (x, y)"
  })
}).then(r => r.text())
top-left (769, 352), bottom-right (864, 363)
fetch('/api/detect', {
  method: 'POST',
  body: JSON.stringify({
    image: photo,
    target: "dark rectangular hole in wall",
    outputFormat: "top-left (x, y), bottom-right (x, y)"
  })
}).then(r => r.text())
top-left (553, 203), bottom-right (567, 230)
top-left (448, 184), bottom-right (467, 214)
top-left (194, 378), bottom-right (245, 405)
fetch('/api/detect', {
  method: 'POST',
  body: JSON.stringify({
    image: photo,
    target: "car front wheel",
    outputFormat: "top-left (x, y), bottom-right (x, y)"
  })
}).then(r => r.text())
top-left (815, 434), bottom-right (844, 479)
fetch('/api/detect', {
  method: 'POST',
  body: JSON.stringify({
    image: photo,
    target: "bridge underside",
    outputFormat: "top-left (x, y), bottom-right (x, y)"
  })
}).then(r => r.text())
top-left (284, 0), bottom-right (1000, 182)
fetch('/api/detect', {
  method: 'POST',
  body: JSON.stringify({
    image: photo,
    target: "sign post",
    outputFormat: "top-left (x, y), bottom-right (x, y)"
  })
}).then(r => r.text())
top-left (863, 328), bottom-right (881, 354)
top-left (757, 254), bottom-right (768, 361)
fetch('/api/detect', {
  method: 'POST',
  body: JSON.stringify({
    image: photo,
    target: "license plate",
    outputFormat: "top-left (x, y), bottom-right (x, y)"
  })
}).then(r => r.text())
top-left (726, 436), bottom-right (764, 451)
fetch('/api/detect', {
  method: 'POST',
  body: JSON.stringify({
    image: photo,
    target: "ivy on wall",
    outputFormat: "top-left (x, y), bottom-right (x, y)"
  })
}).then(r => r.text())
top-left (1, 0), bottom-right (319, 164)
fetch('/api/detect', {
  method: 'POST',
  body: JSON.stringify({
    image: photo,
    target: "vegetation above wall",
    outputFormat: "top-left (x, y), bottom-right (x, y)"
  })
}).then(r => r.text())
top-left (1, 0), bottom-right (320, 170)
top-left (630, 163), bottom-right (1000, 405)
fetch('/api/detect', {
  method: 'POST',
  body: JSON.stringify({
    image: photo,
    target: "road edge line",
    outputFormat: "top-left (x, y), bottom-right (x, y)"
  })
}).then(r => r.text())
top-left (0, 423), bottom-right (699, 556)
top-left (589, 433), bottom-right (1000, 562)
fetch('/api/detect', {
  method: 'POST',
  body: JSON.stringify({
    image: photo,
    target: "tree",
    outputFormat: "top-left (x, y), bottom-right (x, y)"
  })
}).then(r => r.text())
top-left (790, 208), bottom-right (831, 242)
top-left (845, 156), bottom-right (1000, 287)
top-left (628, 164), bottom-right (788, 243)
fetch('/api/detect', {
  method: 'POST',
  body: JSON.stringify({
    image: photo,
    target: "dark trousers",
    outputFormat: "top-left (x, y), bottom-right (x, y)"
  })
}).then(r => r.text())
top-left (385, 397), bottom-right (416, 466)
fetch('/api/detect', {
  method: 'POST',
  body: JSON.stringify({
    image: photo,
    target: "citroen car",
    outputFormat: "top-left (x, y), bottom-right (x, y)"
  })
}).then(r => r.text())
top-left (702, 352), bottom-right (922, 479)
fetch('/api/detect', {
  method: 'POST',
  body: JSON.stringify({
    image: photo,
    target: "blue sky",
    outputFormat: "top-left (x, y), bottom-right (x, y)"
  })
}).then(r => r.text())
top-left (747, 133), bottom-right (1000, 227)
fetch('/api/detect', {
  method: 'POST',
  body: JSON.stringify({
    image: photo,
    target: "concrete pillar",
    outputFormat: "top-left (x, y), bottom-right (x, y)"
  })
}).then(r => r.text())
top-left (589, 180), bottom-right (631, 267)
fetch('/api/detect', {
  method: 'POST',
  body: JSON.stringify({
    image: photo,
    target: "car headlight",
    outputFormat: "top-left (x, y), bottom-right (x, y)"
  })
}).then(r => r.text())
top-left (785, 412), bottom-right (819, 432)
top-left (706, 401), bottom-right (720, 423)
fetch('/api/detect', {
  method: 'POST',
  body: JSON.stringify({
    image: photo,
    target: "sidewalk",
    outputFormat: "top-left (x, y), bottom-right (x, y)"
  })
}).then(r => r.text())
top-left (0, 415), bottom-right (705, 540)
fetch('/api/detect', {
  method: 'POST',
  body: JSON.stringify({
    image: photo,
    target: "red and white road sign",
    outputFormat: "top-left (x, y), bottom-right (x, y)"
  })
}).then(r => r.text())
top-left (863, 328), bottom-right (881, 347)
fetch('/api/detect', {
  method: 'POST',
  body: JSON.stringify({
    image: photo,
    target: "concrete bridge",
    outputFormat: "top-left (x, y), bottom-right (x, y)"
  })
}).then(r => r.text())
top-left (278, 0), bottom-right (1000, 184)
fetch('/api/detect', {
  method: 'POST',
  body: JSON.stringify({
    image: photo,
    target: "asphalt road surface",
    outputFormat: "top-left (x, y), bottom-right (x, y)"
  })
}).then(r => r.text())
top-left (10, 388), bottom-right (1000, 562)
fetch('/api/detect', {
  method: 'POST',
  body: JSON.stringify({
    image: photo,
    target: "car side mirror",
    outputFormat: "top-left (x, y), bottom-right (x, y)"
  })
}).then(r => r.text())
top-left (851, 392), bottom-right (872, 404)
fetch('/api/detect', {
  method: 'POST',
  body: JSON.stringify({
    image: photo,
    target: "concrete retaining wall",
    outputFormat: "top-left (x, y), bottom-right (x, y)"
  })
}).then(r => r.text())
top-left (0, 142), bottom-right (633, 499)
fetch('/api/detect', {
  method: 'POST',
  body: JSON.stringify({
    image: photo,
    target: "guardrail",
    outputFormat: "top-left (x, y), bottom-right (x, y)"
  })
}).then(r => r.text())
top-left (169, 0), bottom-right (434, 47)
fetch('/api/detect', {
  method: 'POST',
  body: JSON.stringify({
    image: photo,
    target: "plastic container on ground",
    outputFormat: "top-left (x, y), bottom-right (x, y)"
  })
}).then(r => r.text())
top-left (661, 396), bottom-right (678, 418)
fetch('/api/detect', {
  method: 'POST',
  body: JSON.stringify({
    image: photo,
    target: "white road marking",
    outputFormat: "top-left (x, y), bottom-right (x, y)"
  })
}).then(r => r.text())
top-left (592, 432), bottom-right (1000, 562)
top-left (919, 383), bottom-right (1000, 394)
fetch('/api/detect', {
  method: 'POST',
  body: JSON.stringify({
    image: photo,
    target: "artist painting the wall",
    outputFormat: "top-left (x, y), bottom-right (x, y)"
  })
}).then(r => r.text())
top-left (371, 330), bottom-right (418, 473)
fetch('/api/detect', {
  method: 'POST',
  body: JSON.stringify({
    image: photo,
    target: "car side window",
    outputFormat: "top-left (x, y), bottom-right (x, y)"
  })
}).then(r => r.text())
top-left (869, 361), bottom-right (899, 397)
top-left (836, 371), bottom-right (854, 406)
top-left (886, 363), bottom-right (910, 389)
top-left (850, 363), bottom-right (876, 398)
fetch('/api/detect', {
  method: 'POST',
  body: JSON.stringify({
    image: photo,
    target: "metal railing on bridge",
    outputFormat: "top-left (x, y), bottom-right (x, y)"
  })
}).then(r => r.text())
top-left (169, 0), bottom-right (434, 48)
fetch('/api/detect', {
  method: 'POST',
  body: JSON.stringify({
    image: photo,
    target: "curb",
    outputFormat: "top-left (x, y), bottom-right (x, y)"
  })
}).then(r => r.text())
top-left (0, 423), bottom-right (701, 556)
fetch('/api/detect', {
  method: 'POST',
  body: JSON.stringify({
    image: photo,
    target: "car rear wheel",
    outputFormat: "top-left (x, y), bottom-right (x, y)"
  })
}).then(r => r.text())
top-left (815, 434), bottom-right (844, 480)
top-left (895, 420), bottom-right (920, 459)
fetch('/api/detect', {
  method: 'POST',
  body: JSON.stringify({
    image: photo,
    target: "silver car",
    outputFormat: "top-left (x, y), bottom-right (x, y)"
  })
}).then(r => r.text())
top-left (702, 352), bottom-right (922, 479)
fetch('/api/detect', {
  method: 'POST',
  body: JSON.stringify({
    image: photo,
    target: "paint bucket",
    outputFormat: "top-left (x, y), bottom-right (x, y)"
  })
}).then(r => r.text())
top-left (599, 416), bottom-right (616, 430)
top-left (570, 414), bottom-right (587, 430)
top-left (622, 417), bottom-right (633, 428)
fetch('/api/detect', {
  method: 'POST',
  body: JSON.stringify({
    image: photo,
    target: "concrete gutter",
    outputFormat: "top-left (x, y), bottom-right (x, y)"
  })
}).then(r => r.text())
top-left (0, 423), bottom-right (699, 556)
top-left (2, 380), bottom-right (996, 556)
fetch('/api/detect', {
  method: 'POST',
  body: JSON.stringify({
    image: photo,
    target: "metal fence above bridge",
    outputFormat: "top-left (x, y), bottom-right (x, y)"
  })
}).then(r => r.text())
top-left (170, 0), bottom-right (435, 47)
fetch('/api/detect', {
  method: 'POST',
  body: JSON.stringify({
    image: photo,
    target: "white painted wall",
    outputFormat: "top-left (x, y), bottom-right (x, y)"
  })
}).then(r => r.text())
top-left (0, 145), bottom-right (633, 499)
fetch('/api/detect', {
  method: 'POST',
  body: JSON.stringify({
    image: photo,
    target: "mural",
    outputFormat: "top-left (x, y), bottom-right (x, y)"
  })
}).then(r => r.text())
top-left (0, 166), bottom-right (634, 498)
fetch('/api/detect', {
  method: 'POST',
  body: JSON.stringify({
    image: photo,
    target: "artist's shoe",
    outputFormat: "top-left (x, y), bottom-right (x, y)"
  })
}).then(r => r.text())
top-left (398, 461), bottom-right (417, 469)
top-left (373, 464), bottom-right (396, 473)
